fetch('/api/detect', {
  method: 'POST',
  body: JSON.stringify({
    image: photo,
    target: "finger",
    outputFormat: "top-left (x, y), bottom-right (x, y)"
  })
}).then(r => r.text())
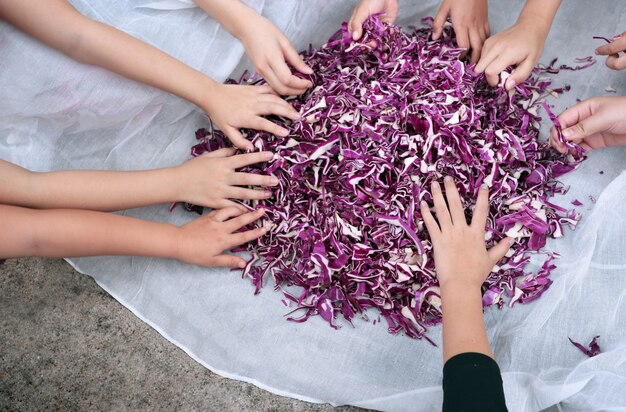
top-left (212, 206), bottom-right (244, 222)
top-left (469, 28), bottom-right (484, 65)
top-left (262, 67), bottom-right (306, 96)
top-left (549, 131), bottom-right (567, 154)
top-left (475, 41), bottom-right (498, 74)
top-left (223, 126), bottom-right (253, 151)
top-left (605, 54), bottom-right (626, 70)
top-left (580, 142), bottom-right (593, 151)
top-left (227, 226), bottom-right (267, 249)
top-left (443, 176), bottom-right (466, 226)
top-left (431, 180), bottom-right (452, 229)
top-left (254, 117), bottom-right (290, 137)
top-left (488, 237), bottom-right (514, 266)
top-left (207, 254), bottom-right (247, 268)
top-left (561, 110), bottom-right (607, 142)
top-left (215, 199), bottom-right (248, 213)
top-left (225, 208), bottom-right (266, 231)
top-left (270, 58), bottom-right (312, 90)
top-left (231, 172), bottom-right (279, 187)
top-left (482, 56), bottom-right (510, 87)
top-left (420, 200), bottom-right (441, 240)
top-left (256, 84), bottom-right (276, 95)
top-left (230, 151), bottom-right (274, 168)
top-left (202, 147), bottom-right (237, 159)
top-left (432, 6), bottom-right (448, 40)
top-left (471, 184), bottom-right (489, 230)
top-left (595, 35), bottom-right (626, 55)
top-left (455, 27), bottom-right (471, 53)
top-left (280, 39), bottom-right (314, 75)
top-left (228, 186), bottom-right (273, 201)
top-left (349, 6), bottom-right (370, 40)
top-left (506, 57), bottom-right (535, 90)
top-left (382, 0), bottom-right (399, 24)
top-left (259, 95), bottom-right (301, 120)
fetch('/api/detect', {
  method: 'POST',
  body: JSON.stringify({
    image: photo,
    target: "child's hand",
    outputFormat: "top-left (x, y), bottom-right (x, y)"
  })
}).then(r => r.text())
top-left (175, 149), bottom-right (278, 210)
top-left (550, 96), bottom-right (626, 154)
top-left (348, 0), bottom-right (399, 41)
top-left (595, 32), bottom-right (626, 70)
top-left (433, 0), bottom-right (489, 64)
top-left (176, 207), bottom-right (266, 268)
top-left (475, 19), bottom-right (545, 90)
top-left (203, 84), bottom-right (300, 150)
top-left (420, 177), bottom-right (512, 289)
top-left (237, 14), bottom-right (313, 96)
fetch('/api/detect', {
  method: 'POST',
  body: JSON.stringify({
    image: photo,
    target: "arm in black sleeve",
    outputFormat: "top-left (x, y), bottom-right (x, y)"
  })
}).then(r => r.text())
top-left (442, 352), bottom-right (508, 412)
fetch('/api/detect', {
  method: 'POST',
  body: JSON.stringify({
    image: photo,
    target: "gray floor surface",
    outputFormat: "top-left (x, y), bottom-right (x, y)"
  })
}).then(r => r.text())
top-left (0, 257), bottom-right (363, 411)
top-left (0, 258), bottom-right (561, 412)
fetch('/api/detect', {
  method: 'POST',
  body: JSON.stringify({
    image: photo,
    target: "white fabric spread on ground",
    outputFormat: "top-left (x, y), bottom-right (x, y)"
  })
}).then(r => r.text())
top-left (1, 1), bottom-right (625, 410)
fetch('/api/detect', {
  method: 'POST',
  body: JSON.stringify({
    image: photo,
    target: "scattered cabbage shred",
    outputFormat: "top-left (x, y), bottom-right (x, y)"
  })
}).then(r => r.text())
top-left (188, 18), bottom-right (590, 341)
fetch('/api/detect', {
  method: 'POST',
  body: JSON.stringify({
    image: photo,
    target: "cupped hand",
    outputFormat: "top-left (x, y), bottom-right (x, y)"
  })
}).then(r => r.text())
top-left (203, 84), bottom-right (300, 150)
top-left (475, 19), bottom-right (545, 90)
top-left (550, 96), bottom-right (626, 154)
top-left (348, 0), bottom-right (399, 41)
top-left (433, 0), bottom-right (489, 64)
top-left (238, 14), bottom-right (313, 96)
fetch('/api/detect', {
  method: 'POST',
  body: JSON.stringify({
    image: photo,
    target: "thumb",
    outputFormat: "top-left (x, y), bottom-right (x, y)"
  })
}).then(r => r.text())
top-left (561, 114), bottom-right (606, 141)
top-left (505, 58), bottom-right (535, 91)
top-left (488, 237), bottom-right (514, 266)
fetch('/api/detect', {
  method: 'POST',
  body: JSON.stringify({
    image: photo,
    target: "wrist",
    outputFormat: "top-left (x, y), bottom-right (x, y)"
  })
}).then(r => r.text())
top-left (439, 279), bottom-right (483, 295)
top-left (189, 75), bottom-right (220, 114)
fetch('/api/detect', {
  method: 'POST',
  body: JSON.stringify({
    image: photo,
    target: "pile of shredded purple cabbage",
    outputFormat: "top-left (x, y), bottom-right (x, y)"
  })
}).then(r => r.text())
top-left (187, 18), bottom-right (592, 342)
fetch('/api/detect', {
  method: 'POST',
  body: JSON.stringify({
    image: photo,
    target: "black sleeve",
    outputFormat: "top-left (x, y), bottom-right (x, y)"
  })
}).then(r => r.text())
top-left (442, 352), bottom-right (508, 412)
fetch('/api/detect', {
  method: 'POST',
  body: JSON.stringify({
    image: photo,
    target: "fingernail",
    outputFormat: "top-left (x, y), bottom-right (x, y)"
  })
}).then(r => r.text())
top-left (270, 177), bottom-right (279, 185)
top-left (420, 200), bottom-right (428, 208)
top-left (238, 261), bottom-right (245, 268)
top-left (507, 237), bottom-right (515, 246)
top-left (279, 128), bottom-right (289, 137)
top-left (595, 49), bottom-right (600, 55)
top-left (480, 184), bottom-right (488, 190)
top-left (506, 78), bottom-right (516, 90)
top-left (352, 31), bottom-right (358, 40)
top-left (264, 191), bottom-right (272, 198)
top-left (562, 128), bottom-right (573, 138)
top-left (444, 176), bottom-right (452, 182)
top-left (431, 181), bottom-right (437, 187)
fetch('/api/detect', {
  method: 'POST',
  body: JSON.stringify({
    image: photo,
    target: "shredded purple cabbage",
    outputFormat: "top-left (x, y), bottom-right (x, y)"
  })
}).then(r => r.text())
top-left (186, 18), bottom-right (591, 341)
top-left (569, 336), bottom-right (601, 357)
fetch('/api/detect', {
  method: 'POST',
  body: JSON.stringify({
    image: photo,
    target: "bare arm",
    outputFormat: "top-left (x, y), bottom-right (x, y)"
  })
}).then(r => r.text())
top-left (0, 151), bottom-right (277, 211)
top-left (420, 177), bottom-right (512, 361)
top-left (193, 0), bottom-right (313, 96)
top-left (0, 159), bottom-right (179, 211)
top-left (0, 0), bottom-right (300, 149)
top-left (476, 0), bottom-right (561, 89)
top-left (0, 0), bottom-right (218, 112)
top-left (0, 205), bottom-right (266, 267)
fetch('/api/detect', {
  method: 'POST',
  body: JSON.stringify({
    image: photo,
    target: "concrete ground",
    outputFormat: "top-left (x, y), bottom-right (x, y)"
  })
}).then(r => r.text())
top-left (0, 258), bottom-right (561, 411)
top-left (0, 258), bottom-right (363, 411)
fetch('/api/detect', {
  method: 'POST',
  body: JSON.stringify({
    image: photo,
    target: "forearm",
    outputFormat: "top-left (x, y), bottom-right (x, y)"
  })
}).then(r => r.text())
top-left (0, 205), bottom-right (180, 260)
top-left (440, 283), bottom-right (493, 362)
top-left (0, 159), bottom-right (180, 211)
top-left (0, 0), bottom-right (217, 110)
top-left (518, 0), bottom-right (561, 35)
top-left (192, 0), bottom-right (257, 39)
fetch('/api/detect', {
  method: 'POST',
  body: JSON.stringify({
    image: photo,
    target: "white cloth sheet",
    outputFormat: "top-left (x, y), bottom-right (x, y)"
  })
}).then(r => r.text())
top-left (0, 1), bottom-right (625, 410)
